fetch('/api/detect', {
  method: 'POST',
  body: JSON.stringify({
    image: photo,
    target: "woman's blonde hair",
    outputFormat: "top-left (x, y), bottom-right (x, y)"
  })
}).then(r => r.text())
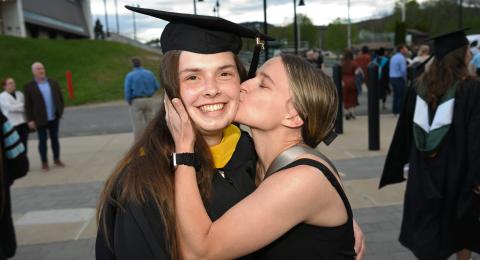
top-left (280, 53), bottom-right (338, 148)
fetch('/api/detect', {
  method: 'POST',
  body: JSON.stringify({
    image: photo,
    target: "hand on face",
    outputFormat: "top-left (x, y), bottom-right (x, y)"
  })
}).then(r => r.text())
top-left (164, 95), bottom-right (196, 153)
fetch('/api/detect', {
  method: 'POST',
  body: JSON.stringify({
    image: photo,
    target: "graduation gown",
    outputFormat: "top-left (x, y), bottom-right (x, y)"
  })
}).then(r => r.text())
top-left (379, 79), bottom-right (480, 259)
top-left (0, 114), bottom-right (28, 260)
top-left (95, 131), bottom-right (257, 260)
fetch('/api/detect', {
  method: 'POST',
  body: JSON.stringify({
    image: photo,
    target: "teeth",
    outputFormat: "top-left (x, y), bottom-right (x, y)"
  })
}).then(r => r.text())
top-left (200, 103), bottom-right (224, 112)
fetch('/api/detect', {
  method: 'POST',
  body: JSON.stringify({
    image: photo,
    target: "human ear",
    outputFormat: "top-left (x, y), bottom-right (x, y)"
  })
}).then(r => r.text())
top-left (281, 101), bottom-right (304, 128)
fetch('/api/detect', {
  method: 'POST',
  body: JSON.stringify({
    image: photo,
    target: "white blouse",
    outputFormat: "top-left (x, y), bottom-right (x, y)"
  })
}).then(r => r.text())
top-left (0, 91), bottom-right (26, 127)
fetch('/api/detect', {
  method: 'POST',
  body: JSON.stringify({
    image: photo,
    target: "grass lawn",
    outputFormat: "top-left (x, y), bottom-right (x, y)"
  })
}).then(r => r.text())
top-left (0, 35), bottom-right (162, 106)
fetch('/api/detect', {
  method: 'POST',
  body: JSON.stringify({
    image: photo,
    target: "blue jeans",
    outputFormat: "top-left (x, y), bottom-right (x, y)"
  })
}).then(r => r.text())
top-left (390, 77), bottom-right (406, 115)
top-left (37, 119), bottom-right (60, 163)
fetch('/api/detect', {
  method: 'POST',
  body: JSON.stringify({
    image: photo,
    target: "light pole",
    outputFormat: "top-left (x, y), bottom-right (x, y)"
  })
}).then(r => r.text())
top-left (459, 0), bottom-right (463, 28)
top-left (216, 0), bottom-right (220, 17)
top-left (114, 0), bottom-right (119, 33)
top-left (193, 0), bottom-right (204, 15)
top-left (293, 0), bottom-right (305, 54)
top-left (347, 0), bottom-right (351, 49)
top-left (103, 0), bottom-right (110, 37)
top-left (263, 0), bottom-right (268, 61)
top-left (132, 4), bottom-right (139, 41)
top-left (400, 0), bottom-right (406, 22)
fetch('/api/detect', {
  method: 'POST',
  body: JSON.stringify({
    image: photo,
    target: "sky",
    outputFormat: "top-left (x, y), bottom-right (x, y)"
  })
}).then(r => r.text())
top-left (90, 0), bottom-right (424, 42)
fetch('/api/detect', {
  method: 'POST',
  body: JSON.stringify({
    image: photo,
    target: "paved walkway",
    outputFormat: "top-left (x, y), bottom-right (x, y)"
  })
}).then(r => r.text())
top-left (8, 115), bottom-right (479, 259)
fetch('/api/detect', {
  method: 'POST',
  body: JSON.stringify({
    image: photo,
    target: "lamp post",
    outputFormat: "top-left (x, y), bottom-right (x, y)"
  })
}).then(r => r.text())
top-left (216, 0), bottom-right (220, 17)
top-left (293, 0), bottom-right (305, 54)
top-left (459, 0), bottom-right (463, 28)
top-left (103, 0), bottom-right (110, 37)
top-left (263, 0), bottom-right (268, 61)
top-left (132, 4), bottom-right (139, 41)
top-left (193, 0), bottom-right (204, 15)
top-left (114, 0), bottom-right (119, 33)
top-left (347, 0), bottom-right (351, 49)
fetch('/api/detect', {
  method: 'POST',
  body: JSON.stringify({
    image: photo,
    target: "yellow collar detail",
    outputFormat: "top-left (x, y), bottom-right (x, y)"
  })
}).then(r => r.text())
top-left (209, 124), bottom-right (241, 169)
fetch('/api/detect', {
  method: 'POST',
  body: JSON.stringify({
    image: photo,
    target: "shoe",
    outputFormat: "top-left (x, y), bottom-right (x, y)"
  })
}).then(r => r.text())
top-left (54, 160), bottom-right (66, 167)
top-left (42, 162), bottom-right (49, 171)
top-left (345, 114), bottom-right (351, 120)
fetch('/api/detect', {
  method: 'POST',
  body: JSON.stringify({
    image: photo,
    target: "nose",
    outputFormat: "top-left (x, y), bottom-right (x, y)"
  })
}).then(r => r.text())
top-left (239, 78), bottom-right (253, 101)
top-left (202, 76), bottom-right (220, 97)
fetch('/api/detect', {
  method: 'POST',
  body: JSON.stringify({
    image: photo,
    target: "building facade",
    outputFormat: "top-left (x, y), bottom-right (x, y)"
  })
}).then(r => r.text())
top-left (0, 0), bottom-right (92, 39)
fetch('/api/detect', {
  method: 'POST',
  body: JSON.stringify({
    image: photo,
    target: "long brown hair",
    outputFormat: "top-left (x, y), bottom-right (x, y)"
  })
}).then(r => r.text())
top-left (417, 45), bottom-right (469, 108)
top-left (96, 51), bottom-right (246, 260)
top-left (280, 54), bottom-right (339, 148)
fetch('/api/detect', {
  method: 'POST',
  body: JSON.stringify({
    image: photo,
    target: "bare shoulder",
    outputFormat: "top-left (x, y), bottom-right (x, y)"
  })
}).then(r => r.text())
top-left (260, 156), bottom-right (338, 202)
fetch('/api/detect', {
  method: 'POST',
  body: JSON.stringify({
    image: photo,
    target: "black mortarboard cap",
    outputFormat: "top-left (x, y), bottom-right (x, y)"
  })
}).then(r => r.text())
top-left (124, 5), bottom-right (274, 55)
top-left (428, 28), bottom-right (470, 60)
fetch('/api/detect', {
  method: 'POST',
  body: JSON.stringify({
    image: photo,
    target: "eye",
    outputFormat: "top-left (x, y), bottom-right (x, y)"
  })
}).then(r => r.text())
top-left (259, 81), bottom-right (269, 89)
top-left (219, 71), bottom-right (234, 79)
top-left (185, 75), bottom-right (198, 81)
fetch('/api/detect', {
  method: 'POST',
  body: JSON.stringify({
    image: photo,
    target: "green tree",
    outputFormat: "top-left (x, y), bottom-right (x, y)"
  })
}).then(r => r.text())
top-left (268, 14), bottom-right (319, 49)
top-left (394, 21), bottom-right (406, 45)
top-left (324, 19), bottom-right (347, 54)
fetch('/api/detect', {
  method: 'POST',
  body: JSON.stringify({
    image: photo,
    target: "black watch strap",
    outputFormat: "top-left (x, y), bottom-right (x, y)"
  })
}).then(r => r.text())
top-left (172, 153), bottom-right (199, 169)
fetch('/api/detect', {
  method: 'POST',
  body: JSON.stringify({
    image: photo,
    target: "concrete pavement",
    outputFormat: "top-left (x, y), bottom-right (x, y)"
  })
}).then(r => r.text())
top-left (8, 114), bottom-right (479, 259)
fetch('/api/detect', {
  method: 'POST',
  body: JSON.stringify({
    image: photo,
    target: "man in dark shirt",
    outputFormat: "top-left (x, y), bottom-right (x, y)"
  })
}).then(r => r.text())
top-left (24, 62), bottom-right (65, 171)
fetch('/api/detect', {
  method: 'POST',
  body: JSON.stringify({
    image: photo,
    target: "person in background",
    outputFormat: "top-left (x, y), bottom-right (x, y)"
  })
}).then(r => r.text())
top-left (389, 44), bottom-right (408, 115)
top-left (470, 46), bottom-right (480, 77)
top-left (124, 57), bottom-right (160, 141)
top-left (0, 78), bottom-right (28, 151)
top-left (341, 49), bottom-right (359, 120)
top-left (380, 28), bottom-right (480, 260)
top-left (375, 48), bottom-right (391, 110)
top-left (354, 46), bottom-right (371, 97)
top-left (411, 45), bottom-right (430, 64)
top-left (24, 62), bottom-right (65, 171)
top-left (0, 113), bottom-right (28, 260)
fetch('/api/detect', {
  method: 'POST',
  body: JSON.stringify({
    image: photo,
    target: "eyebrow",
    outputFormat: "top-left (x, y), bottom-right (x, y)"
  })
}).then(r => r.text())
top-left (259, 71), bottom-right (275, 85)
top-left (179, 63), bottom-right (237, 74)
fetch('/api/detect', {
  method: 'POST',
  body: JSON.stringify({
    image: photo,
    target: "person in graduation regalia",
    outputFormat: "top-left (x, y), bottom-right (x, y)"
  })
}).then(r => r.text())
top-left (379, 28), bottom-right (480, 260)
top-left (95, 7), bottom-right (273, 260)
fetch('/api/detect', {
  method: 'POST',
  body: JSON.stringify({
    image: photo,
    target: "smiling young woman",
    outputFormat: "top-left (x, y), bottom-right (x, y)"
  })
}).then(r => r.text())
top-left (95, 7), bottom-right (269, 260)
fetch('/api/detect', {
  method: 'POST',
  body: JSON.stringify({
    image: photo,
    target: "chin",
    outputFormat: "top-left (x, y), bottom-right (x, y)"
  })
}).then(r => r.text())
top-left (197, 120), bottom-right (231, 133)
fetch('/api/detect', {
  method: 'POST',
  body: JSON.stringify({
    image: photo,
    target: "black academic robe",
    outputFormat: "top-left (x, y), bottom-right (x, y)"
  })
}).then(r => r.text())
top-left (0, 114), bottom-right (29, 260)
top-left (379, 79), bottom-right (480, 259)
top-left (95, 131), bottom-right (257, 260)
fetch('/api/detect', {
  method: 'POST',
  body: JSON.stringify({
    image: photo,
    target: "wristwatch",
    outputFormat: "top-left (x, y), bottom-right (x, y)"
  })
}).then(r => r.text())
top-left (171, 152), bottom-right (199, 169)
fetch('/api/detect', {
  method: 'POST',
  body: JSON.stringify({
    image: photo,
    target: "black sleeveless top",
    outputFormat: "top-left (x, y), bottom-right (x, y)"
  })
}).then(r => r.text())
top-left (258, 158), bottom-right (356, 260)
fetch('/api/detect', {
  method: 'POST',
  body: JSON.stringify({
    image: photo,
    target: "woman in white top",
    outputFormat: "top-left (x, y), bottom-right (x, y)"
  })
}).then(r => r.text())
top-left (0, 77), bottom-right (29, 150)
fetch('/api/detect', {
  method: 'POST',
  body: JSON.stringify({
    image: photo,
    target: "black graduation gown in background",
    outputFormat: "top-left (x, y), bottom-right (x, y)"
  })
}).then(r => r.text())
top-left (0, 114), bottom-right (29, 260)
top-left (96, 131), bottom-right (257, 260)
top-left (380, 79), bottom-right (480, 259)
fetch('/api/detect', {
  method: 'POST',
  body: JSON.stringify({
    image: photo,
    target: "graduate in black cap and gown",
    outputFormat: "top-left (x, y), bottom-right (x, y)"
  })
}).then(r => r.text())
top-left (380, 28), bottom-right (480, 260)
top-left (95, 6), bottom-right (273, 260)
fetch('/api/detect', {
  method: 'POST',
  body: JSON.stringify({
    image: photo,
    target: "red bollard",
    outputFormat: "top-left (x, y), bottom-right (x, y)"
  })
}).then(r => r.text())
top-left (65, 70), bottom-right (75, 100)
